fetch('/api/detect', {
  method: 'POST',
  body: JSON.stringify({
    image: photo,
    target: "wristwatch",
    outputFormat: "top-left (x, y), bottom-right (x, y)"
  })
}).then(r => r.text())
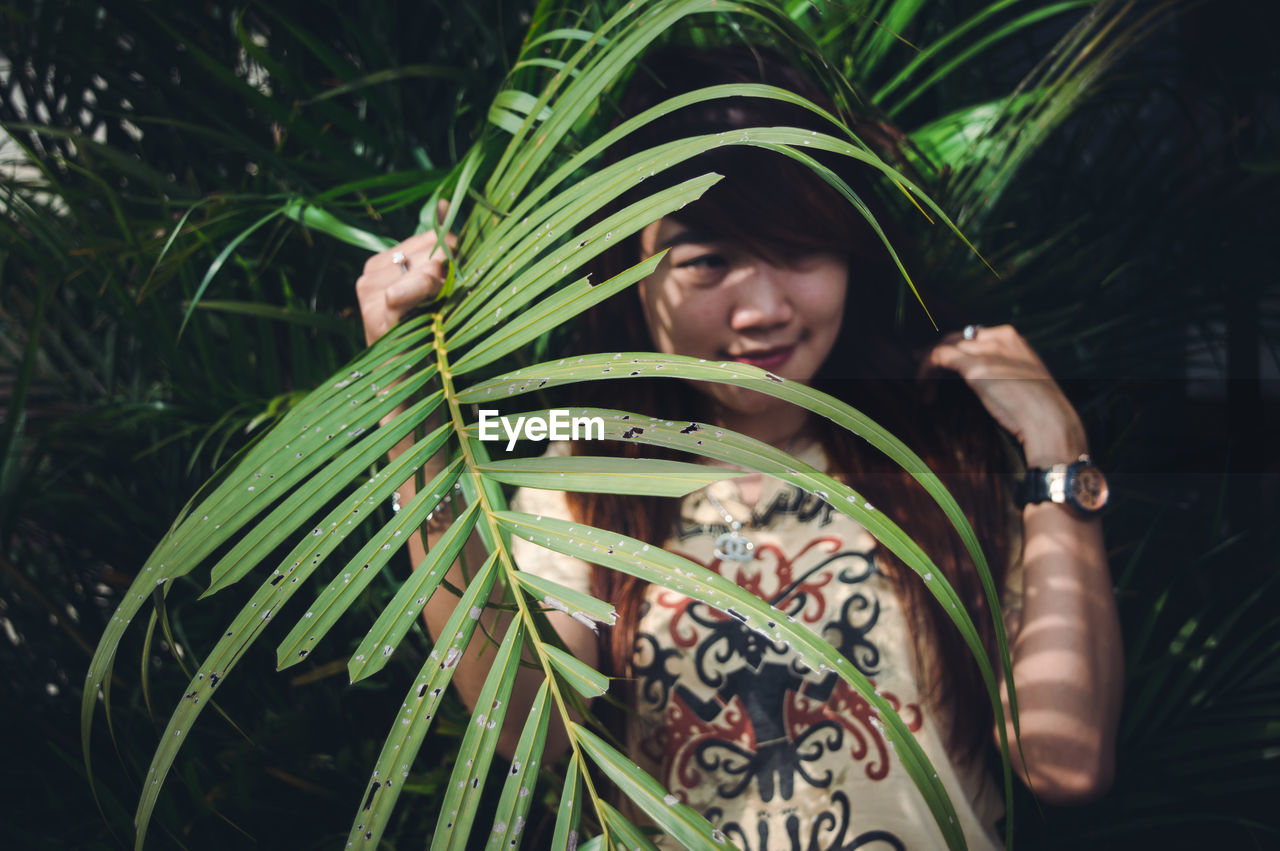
top-left (1016, 454), bottom-right (1109, 517)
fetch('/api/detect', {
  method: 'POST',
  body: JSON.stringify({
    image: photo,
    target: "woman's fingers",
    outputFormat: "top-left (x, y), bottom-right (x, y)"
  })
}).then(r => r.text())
top-left (356, 209), bottom-right (458, 345)
top-left (363, 231), bottom-right (449, 274)
top-left (917, 324), bottom-right (1044, 380)
top-left (917, 324), bottom-right (1087, 459)
top-left (385, 257), bottom-right (447, 308)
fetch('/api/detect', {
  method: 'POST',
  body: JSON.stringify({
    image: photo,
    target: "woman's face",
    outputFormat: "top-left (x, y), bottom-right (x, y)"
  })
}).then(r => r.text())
top-left (636, 216), bottom-right (848, 420)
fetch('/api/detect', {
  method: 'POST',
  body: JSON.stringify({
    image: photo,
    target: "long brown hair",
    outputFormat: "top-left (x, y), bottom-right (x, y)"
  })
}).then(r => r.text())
top-left (563, 45), bottom-right (1015, 763)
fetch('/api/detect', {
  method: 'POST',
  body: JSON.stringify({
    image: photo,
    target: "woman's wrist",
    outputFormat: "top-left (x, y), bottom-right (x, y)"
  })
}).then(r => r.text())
top-left (1021, 418), bottom-right (1089, 468)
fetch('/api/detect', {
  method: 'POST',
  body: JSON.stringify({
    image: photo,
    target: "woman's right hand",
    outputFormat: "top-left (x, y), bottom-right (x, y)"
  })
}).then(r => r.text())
top-left (356, 201), bottom-right (457, 345)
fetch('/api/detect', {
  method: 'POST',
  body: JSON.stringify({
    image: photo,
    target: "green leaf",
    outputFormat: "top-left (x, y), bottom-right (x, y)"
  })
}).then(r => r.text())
top-left (576, 725), bottom-right (733, 849)
top-left (454, 81), bottom-right (863, 307)
top-left (550, 753), bottom-right (584, 851)
top-left (446, 172), bottom-right (720, 346)
top-left (203, 388), bottom-right (444, 594)
top-left (180, 205), bottom-right (283, 337)
top-left (192, 299), bottom-right (360, 337)
top-left (488, 106), bottom-right (528, 137)
top-left (348, 500), bottom-right (482, 683)
top-left (429, 618), bottom-right (526, 851)
top-left (281, 199), bottom-right (394, 252)
top-left (514, 570), bottom-right (618, 630)
top-left (544, 644), bottom-right (609, 698)
top-left (299, 63), bottom-right (467, 105)
top-left (875, 1), bottom-right (1089, 115)
top-left (275, 454), bottom-right (465, 669)
top-left (492, 89), bottom-right (554, 124)
top-left (485, 681), bottom-right (552, 850)
top-left (449, 251), bottom-right (666, 374)
top-left (596, 800), bottom-right (660, 851)
top-left (82, 336), bottom-right (436, 808)
top-left (461, 354), bottom-right (1012, 703)
top-left (345, 550), bottom-right (501, 850)
top-left (478, 454), bottom-right (746, 496)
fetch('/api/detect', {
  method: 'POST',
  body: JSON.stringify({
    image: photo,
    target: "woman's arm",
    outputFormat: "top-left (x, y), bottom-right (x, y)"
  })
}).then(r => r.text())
top-left (357, 215), bottom-right (598, 759)
top-left (921, 324), bottom-right (1124, 804)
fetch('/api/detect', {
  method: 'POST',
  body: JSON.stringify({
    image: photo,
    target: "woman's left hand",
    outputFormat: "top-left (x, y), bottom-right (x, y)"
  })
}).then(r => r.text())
top-left (923, 323), bottom-right (1123, 803)
top-left (918, 324), bottom-right (1088, 467)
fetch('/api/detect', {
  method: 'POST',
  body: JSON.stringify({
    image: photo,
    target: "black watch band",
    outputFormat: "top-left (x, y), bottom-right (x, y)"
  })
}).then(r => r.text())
top-left (1015, 467), bottom-right (1053, 506)
top-left (1016, 455), bottom-right (1109, 516)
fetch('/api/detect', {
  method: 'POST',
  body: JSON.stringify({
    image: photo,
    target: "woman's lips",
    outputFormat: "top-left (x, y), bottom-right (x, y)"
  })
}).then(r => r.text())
top-left (729, 345), bottom-right (795, 371)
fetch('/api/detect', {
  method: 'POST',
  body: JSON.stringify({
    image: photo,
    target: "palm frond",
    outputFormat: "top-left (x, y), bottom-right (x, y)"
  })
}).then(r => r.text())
top-left (79, 1), bottom-right (1026, 848)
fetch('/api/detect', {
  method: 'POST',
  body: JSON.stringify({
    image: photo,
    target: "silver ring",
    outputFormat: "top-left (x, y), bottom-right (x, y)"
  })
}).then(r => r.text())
top-left (391, 251), bottom-right (409, 274)
top-left (962, 324), bottom-right (980, 341)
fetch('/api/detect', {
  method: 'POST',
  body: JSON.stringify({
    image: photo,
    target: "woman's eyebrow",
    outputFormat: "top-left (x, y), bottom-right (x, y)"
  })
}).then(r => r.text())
top-left (657, 229), bottom-right (715, 250)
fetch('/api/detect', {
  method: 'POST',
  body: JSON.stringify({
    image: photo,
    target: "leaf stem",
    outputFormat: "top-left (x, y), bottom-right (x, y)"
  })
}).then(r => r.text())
top-left (430, 312), bottom-right (612, 845)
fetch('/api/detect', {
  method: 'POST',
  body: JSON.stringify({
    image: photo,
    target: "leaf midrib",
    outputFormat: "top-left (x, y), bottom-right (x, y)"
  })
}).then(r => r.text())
top-left (430, 311), bottom-right (615, 847)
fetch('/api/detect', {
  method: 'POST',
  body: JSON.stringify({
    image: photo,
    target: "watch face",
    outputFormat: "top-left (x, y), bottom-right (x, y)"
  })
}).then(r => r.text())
top-left (1069, 464), bottom-right (1109, 511)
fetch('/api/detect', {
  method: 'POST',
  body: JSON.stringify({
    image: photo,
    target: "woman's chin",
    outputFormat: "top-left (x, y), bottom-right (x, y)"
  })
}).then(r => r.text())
top-left (704, 385), bottom-right (802, 427)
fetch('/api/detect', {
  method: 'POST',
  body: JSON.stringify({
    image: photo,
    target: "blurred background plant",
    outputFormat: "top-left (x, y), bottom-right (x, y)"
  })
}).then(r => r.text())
top-left (1, 0), bottom-right (1276, 848)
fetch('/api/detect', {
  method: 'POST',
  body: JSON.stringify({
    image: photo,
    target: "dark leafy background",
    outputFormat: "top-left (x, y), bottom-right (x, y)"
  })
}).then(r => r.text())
top-left (1, 0), bottom-right (1277, 848)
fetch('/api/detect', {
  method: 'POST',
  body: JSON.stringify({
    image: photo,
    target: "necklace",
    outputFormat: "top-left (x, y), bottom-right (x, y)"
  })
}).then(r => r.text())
top-left (702, 424), bottom-right (811, 563)
top-left (705, 487), bottom-right (756, 563)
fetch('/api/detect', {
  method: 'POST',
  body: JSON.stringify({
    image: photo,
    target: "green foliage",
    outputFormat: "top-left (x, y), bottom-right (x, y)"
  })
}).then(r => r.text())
top-left (77, 2), bottom-right (1023, 846)
top-left (2, 0), bottom-right (536, 846)
top-left (3, 0), bottom-right (1277, 848)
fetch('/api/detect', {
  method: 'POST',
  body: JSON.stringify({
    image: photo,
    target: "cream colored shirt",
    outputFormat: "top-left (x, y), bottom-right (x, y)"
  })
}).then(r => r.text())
top-left (511, 443), bottom-right (1012, 850)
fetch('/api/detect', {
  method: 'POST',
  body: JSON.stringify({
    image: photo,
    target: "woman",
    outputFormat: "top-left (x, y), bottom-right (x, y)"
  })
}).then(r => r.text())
top-left (356, 46), bottom-right (1122, 850)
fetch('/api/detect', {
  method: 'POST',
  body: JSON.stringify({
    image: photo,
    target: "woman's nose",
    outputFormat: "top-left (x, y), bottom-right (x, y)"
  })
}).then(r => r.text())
top-left (729, 262), bottom-right (793, 331)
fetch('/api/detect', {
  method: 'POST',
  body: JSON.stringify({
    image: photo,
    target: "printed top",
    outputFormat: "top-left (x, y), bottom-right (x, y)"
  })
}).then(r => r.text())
top-left (511, 443), bottom-right (1014, 850)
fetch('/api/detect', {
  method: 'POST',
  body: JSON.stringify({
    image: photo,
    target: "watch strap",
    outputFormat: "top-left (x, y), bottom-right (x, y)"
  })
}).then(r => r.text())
top-left (1016, 454), bottom-right (1107, 515)
top-left (1015, 466), bottom-right (1053, 507)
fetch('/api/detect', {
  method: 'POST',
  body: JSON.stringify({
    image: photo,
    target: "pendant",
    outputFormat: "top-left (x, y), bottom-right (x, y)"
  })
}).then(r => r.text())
top-left (714, 529), bottom-right (755, 562)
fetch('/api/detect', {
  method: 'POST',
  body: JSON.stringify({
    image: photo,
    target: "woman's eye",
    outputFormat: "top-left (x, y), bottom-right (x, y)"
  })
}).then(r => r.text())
top-left (673, 254), bottom-right (727, 286)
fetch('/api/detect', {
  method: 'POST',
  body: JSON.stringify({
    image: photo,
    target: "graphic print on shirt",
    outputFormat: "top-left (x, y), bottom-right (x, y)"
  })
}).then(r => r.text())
top-left (632, 486), bottom-right (923, 851)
